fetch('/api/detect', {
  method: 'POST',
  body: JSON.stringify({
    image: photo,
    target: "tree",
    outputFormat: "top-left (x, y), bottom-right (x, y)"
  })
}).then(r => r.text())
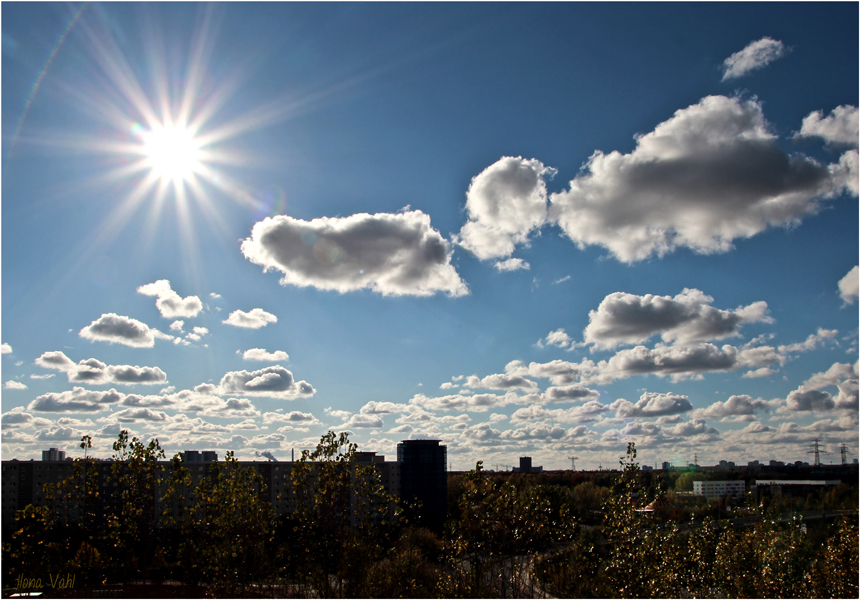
top-left (289, 431), bottom-right (400, 597)
top-left (104, 430), bottom-right (166, 585)
top-left (446, 460), bottom-right (575, 597)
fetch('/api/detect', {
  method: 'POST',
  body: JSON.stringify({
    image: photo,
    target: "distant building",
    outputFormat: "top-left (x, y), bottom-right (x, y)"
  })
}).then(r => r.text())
top-left (354, 452), bottom-right (401, 498)
top-left (693, 480), bottom-right (745, 500)
top-left (769, 460), bottom-right (785, 467)
top-left (512, 456), bottom-right (543, 474)
top-left (661, 462), bottom-right (672, 471)
top-left (41, 448), bottom-right (65, 462)
top-left (754, 479), bottom-right (840, 501)
top-left (748, 460), bottom-right (760, 468)
top-left (717, 460), bottom-right (736, 469)
top-left (397, 440), bottom-right (447, 531)
top-left (641, 465), bottom-right (653, 471)
top-left (184, 450), bottom-right (218, 462)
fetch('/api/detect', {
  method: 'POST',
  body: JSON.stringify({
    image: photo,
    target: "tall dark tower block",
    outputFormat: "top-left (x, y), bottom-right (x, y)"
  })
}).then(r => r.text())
top-left (397, 439), bottom-right (447, 531)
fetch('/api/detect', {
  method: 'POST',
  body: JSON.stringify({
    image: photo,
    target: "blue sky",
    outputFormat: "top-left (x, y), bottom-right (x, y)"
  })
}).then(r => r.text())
top-left (2, 2), bottom-right (857, 470)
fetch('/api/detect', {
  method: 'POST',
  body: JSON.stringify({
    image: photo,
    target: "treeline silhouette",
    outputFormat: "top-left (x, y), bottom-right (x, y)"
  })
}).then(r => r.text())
top-left (2, 432), bottom-right (857, 598)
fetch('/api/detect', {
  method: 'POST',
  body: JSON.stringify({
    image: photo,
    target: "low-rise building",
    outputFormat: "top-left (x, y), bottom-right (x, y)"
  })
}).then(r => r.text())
top-left (693, 480), bottom-right (745, 500)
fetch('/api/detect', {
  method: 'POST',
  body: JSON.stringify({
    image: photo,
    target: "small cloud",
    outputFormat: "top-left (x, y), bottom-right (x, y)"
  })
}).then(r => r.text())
top-left (223, 308), bottom-right (278, 329)
top-left (721, 37), bottom-right (787, 81)
top-left (797, 106), bottom-right (859, 148)
top-left (540, 328), bottom-right (573, 350)
top-left (838, 266), bottom-right (859, 305)
top-left (242, 348), bottom-right (290, 362)
top-left (170, 320), bottom-right (185, 332)
top-left (494, 258), bottom-right (530, 272)
top-left (4, 380), bottom-right (28, 390)
top-left (79, 313), bottom-right (156, 348)
top-left (1, 343), bottom-right (12, 354)
top-left (552, 275), bottom-right (571, 285)
top-left (210, 292), bottom-right (221, 299)
top-left (137, 279), bottom-right (203, 319)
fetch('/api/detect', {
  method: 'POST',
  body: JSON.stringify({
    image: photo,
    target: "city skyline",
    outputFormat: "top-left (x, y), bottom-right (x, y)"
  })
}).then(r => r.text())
top-left (2, 3), bottom-right (858, 470)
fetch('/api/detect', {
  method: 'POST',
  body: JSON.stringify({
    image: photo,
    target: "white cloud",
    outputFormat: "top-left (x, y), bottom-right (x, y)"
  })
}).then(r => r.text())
top-left (218, 365), bottom-right (315, 399)
top-left (543, 385), bottom-right (600, 403)
top-left (262, 411), bottom-right (319, 425)
top-left (464, 373), bottom-right (539, 392)
top-left (838, 266), bottom-right (859, 305)
top-left (721, 37), bottom-right (787, 80)
top-left (27, 387), bottom-right (124, 413)
top-left (359, 401), bottom-right (410, 415)
top-left (79, 313), bottom-right (157, 348)
top-left (137, 279), bottom-right (203, 319)
top-left (583, 288), bottom-right (772, 349)
top-left (540, 329), bottom-right (573, 349)
top-left (34, 351), bottom-right (167, 386)
top-left (777, 328), bottom-right (838, 353)
top-left (692, 394), bottom-right (775, 419)
top-left (610, 392), bottom-right (693, 418)
top-left (222, 308), bottom-right (278, 329)
top-left (1, 343), bottom-right (11, 354)
top-left (342, 414), bottom-right (384, 428)
top-left (241, 210), bottom-right (468, 297)
top-left (242, 348), bottom-right (290, 362)
top-left (595, 341), bottom-right (782, 384)
top-left (798, 105), bottom-right (858, 147)
top-left (4, 380), bottom-right (28, 390)
top-left (665, 419), bottom-right (720, 439)
top-left (33, 426), bottom-right (84, 442)
top-left (785, 389), bottom-right (836, 412)
top-left (455, 156), bottom-right (555, 260)
top-left (548, 96), bottom-right (854, 263)
top-left (803, 362), bottom-right (857, 391)
top-left (2, 408), bottom-right (51, 430)
top-left (410, 391), bottom-right (521, 413)
top-left (510, 401), bottom-right (610, 424)
top-left (111, 407), bottom-right (169, 422)
top-left (494, 258), bottom-right (530, 272)
top-left (170, 320), bottom-right (184, 332)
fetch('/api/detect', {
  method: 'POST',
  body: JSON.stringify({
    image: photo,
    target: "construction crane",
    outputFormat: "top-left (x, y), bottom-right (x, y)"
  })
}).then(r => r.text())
top-left (566, 455), bottom-right (579, 471)
top-left (840, 443), bottom-right (849, 465)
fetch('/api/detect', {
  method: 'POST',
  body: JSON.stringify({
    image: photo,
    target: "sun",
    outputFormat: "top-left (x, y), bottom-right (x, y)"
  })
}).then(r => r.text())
top-left (136, 121), bottom-right (203, 184)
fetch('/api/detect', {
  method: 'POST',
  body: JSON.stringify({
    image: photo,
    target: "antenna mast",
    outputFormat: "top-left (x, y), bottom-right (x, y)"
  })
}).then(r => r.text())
top-left (566, 455), bottom-right (579, 471)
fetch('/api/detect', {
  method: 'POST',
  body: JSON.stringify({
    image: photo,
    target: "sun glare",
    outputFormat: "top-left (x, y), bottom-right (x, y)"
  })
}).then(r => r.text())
top-left (139, 122), bottom-right (202, 183)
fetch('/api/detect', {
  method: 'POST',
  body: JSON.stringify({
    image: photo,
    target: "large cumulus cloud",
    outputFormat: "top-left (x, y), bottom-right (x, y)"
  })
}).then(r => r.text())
top-left (454, 156), bottom-right (555, 261)
top-left (583, 288), bottom-right (771, 349)
top-left (241, 210), bottom-right (468, 297)
top-left (548, 96), bottom-right (856, 263)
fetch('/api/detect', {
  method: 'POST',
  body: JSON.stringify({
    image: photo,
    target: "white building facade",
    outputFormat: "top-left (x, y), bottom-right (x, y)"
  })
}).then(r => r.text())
top-left (693, 480), bottom-right (745, 500)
